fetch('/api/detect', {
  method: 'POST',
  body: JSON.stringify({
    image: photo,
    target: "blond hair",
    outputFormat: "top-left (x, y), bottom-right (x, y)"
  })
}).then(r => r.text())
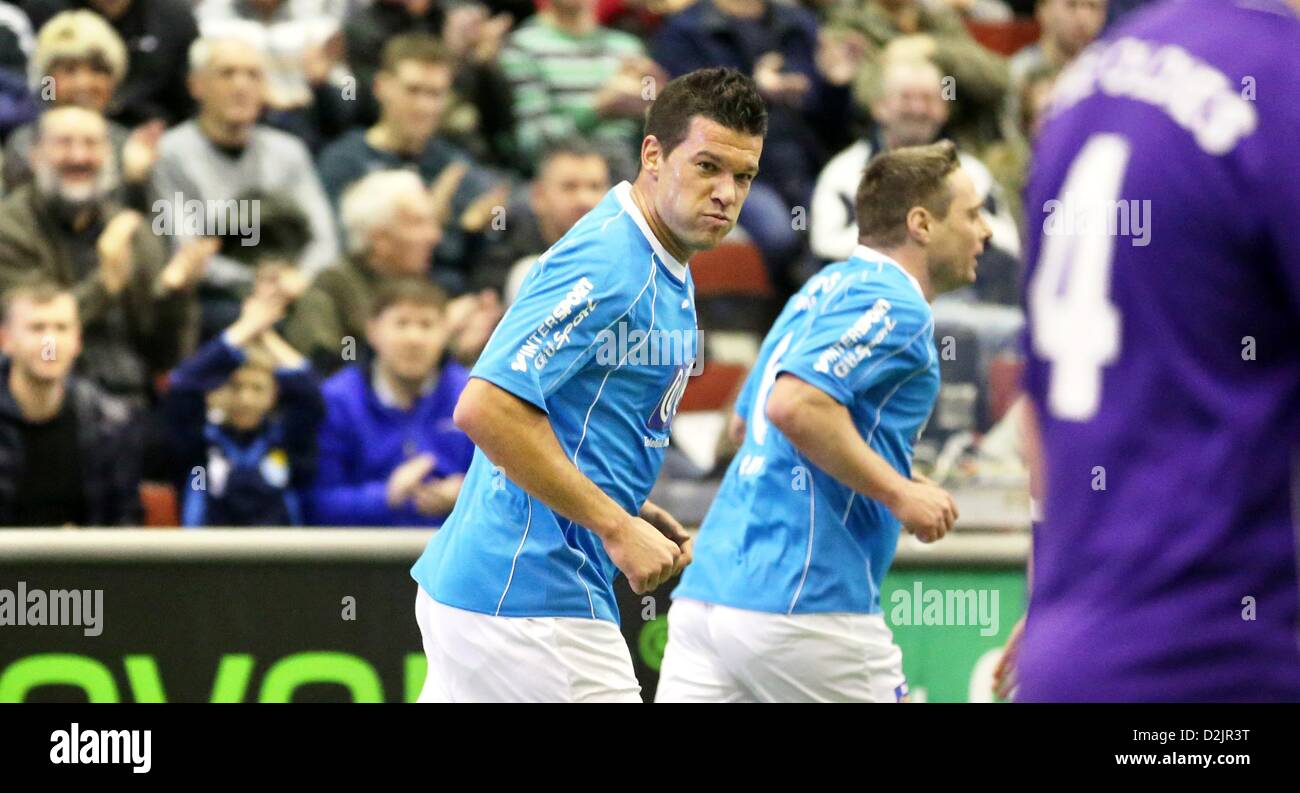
top-left (31, 10), bottom-right (128, 89)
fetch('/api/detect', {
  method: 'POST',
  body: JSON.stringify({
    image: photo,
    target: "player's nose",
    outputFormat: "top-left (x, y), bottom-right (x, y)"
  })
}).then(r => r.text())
top-left (712, 177), bottom-right (738, 208)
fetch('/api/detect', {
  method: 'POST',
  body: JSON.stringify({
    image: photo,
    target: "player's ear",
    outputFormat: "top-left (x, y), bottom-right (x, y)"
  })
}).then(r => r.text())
top-left (640, 135), bottom-right (663, 179)
top-left (906, 205), bottom-right (932, 245)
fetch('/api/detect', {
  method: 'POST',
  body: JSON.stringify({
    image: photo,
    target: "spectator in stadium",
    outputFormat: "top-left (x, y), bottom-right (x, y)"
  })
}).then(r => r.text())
top-left (0, 281), bottom-right (142, 526)
top-left (477, 139), bottom-right (611, 299)
top-left (284, 168), bottom-right (445, 373)
top-left (829, 0), bottom-right (1010, 154)
top-left (163, 272), bottom-right (323, 527)
top-left (4, 11), bottom-right (162, 209)
top-left (194, 0), bottom-right (354, 152)
top-left (1005, 0), bottom-right (1104, 138)
top-left (309, 278), bottom-right (475, 527)
top-left (499, 0), bottom-right (664, 181)
top-left (810, 57), bottom-right (1019, 265)
top-left (152, 37), bottom-right (339, 326)
top-left (342, 1), bottom-right (516, 165)
top-left (316, 33), bottom-right (506, 293)
top-left (24, 0), bottom-right (200, 127)
top-left (651, 0), bottom-right (862, 290)
top-left (285, 169), bottom-right (501, 375)
top-left (0, 106), bottom-right (207, 407)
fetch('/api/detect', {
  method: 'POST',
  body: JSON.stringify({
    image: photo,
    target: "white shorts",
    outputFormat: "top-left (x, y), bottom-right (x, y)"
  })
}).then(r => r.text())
top-left (655, 598), bottom-right (908, 703)
top-left (413, 586), bottom-right (642, 703)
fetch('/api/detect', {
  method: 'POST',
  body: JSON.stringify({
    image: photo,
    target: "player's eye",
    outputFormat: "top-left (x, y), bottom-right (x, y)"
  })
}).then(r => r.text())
top-left (697, 161), bottom-right (717, 174)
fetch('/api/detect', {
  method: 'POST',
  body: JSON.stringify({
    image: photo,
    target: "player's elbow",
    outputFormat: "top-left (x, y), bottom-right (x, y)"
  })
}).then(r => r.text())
top-left (765, 377), bottom-right (807, 441)
top-left (453, 381), bottom-right (490, 442)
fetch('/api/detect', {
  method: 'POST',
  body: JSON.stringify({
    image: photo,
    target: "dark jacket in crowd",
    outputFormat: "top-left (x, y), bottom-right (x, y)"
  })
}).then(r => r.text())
top-left (0, 359), bottom-right (142, 526)
top-left (0, 184), bottom-right (195, 406)
top-left (163, 334), bottom-right (324, 527)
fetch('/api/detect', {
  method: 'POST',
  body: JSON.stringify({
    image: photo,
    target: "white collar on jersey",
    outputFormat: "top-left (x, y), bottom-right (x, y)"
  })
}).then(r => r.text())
top-left (614, 181), bottom-right (688, 282)
top-left (851, 244), bottom-right (925, 299)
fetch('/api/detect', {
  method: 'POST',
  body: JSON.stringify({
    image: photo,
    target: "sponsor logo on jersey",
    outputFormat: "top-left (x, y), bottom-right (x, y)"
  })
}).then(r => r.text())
top-left (511, 277), bottom-right (597, 372)
top-left (813, 298), bottom-right (894, 377)
top-left (646, 362), bottom-right (693, 433)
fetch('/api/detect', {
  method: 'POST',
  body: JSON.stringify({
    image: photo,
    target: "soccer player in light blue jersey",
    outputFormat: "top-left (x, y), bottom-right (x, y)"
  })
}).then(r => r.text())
top-left (410, 68), bottom-right (768, 702)
top-left (658, 142), bottom-right (990, 702)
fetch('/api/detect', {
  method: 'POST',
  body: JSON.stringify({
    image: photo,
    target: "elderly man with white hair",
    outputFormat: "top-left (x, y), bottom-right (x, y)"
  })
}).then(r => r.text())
top-left (152, 36), bottom-right (339, 303)
top-left (284, 169), bottom-right (437, 373)
top-left (284, 169), bottom-right (500, 375)
top-left (811, 57), bottom-right (1020, 266)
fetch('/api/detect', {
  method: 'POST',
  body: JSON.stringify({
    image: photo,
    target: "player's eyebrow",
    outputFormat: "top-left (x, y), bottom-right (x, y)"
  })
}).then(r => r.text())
top-left (696, 150), bottom-right (759, 178)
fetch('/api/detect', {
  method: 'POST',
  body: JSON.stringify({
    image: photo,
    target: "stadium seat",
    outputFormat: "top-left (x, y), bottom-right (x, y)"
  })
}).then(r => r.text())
top-left (964, 19), bottom-right (1041, 56)
top-left (692, 243), bottom-right (779, 334)
top-left (140, 482), bottom-right (180, 528)
top-left (679, 360), bottom-right (749, 413)
top-left (690, 242), bottom-right (774, 298)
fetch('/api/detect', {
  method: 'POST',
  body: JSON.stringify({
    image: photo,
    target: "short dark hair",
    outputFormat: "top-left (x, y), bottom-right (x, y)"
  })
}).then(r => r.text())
top-left (2, 280), bottom-right (74, 324)
top-left (856, 141), bottom-right (961, 248)
top-left (369, 278), bottom-right (448, 320)
top-left (643, 67), bottom-right (767, 158)
top-left (537, 138), bottom-right (609, 176)
top-left (380, 33), bottom-right (452, 74)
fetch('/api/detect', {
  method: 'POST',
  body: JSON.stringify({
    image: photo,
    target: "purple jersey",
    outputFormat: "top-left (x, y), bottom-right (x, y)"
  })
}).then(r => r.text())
top-left (1020, 0), bottom-right (1300, 701)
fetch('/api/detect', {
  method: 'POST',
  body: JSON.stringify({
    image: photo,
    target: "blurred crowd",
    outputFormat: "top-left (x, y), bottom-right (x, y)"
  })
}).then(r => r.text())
top-left (0, 0), bottom-right (1138, 528)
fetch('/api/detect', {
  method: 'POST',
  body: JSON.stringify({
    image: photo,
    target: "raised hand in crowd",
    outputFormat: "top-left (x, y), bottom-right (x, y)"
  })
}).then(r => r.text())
top-left (122, 120), bottom-right (166, 185)
top-left (303, 31), bottom-right (346, 88)
top-left (412, 473), bottom-right (464, 518)
top-left (442, 3), bottom-right (513, 66)
top-left (443, 289), bottom-right (503, 364)
top-left (158, 238), bottom-right (221, 294)
top-left (754, 53), bottom-right (810, 107)
top-left (595, 56), bottom-right (667, 120)
top-left (815, 29), bottom-right (869, 88)
top-left (96, 210), bottom-right (143, 296)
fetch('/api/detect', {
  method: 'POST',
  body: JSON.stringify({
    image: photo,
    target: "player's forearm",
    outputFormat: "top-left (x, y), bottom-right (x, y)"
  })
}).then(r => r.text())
top-left (454, 378), bottom-right (631, 541)
top-left (767, 375), bottom-right (909, 509)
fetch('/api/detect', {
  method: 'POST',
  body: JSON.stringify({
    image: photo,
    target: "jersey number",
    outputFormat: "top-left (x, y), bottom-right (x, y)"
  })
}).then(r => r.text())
top-left (1028, 133), bottom-right (1128, 422)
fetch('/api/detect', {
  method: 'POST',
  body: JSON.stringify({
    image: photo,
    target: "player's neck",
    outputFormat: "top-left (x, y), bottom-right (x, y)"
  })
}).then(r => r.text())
top-left (874, 244), bottom-right (934, 302)
top-left (629, 179), bottom-right (692, 264)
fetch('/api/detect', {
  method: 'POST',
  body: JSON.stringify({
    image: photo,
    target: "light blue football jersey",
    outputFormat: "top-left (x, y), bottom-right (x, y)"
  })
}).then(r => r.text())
top-left (676, 246), bottom-right (938, 615)
top-left (411, 181), bottom-right (697, 623)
